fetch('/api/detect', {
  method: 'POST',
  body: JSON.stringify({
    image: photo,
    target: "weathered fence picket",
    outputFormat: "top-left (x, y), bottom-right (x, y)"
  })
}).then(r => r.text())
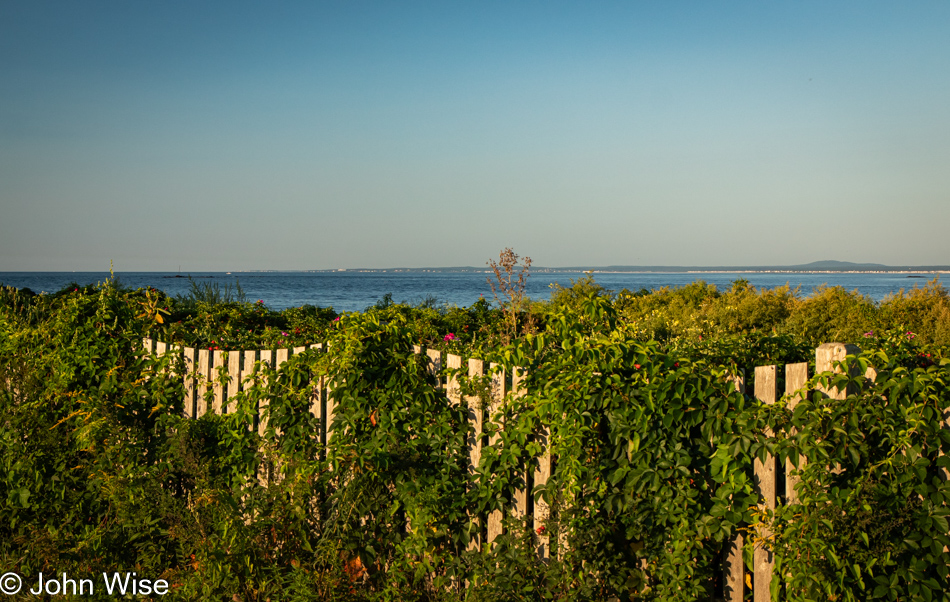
top-left (242, 350), bottom-right (257, 426)
top-left (753, 365), bottom-right (777, 602)
top-left (196, 349), bottom-right (210, 418)
top-left (784, 362), bottom-right (809, 505)
top-left (227, 350), bottom-right (242, 414)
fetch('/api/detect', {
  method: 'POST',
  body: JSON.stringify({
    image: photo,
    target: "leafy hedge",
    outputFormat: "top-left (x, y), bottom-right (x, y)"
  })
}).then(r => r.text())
top-left (2, 280), bottom-right (950, 601)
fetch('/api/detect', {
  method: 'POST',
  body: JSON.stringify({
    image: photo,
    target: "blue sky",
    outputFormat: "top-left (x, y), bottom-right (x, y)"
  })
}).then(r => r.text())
top-left (2, 1), bottom-right (948, 270)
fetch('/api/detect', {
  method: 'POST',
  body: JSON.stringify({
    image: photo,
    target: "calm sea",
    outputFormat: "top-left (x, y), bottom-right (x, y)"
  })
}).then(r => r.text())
top-left (0, 271), bottom-right (944, 313)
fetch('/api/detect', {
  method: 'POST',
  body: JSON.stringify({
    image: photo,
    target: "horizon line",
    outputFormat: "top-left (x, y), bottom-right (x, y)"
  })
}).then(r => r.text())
top-left (3, 263), bottom-right (950, 274)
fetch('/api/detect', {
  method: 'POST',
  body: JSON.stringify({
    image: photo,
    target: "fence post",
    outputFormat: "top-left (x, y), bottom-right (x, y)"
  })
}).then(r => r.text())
top-left (753, 365), bottom-right (777, 602)
top-left (815, 343), bottom-right (861, 399)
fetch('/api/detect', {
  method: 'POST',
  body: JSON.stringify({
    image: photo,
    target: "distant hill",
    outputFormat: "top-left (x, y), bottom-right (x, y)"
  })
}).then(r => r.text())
top-left (795, 260), bottom-right (889, 270)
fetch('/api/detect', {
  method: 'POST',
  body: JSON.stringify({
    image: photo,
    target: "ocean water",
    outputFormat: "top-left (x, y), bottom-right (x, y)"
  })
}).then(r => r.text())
top-left (0, 271), bottom-right (944, 313)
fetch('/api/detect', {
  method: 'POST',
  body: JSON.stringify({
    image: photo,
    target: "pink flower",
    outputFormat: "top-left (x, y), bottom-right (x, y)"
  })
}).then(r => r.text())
top-left (281, 331), bottom-right (288, 336)
top-left (907, 331), bottom-right (916, 339)
top-left (864, 331), bottom-right (874, 337)
top-left (444, 333), bottom-right (456, 342)
top-left (334, 316), bottom-right (341, 322)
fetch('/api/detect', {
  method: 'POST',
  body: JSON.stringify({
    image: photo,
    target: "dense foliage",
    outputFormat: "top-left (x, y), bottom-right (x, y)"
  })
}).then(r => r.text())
top-left (1, 272), bottom-right (949, 601)
top-left (117, 273), bottom-right (950, 368)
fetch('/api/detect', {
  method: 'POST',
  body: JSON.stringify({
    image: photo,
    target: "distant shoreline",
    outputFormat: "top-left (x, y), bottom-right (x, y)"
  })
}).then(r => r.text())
top-left (221, 268), bottom-right (950, 275)
top-left (2, 269), bottom-right (943, 310)
top-left (4, 266), bottom-right (949, 275)
top-left (226, 261), bottom-right (950, 274)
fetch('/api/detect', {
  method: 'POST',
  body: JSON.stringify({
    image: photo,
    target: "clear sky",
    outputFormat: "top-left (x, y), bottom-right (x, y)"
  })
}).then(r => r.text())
top-left (2, 1), bottom-right (948, 271)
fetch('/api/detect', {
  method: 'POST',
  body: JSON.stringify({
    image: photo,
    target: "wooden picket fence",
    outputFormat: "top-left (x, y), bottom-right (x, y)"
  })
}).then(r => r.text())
top-left (141, 338), bottom-right (872, 601)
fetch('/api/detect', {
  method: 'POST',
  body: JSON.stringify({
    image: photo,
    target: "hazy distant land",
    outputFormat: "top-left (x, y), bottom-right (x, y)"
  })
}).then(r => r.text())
top-left (231, 261), bottom-right (950, 274)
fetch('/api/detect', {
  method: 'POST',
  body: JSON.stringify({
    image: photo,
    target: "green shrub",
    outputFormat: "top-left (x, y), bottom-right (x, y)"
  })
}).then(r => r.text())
top-left (703, 281), bottom-right (796, 336)
top-left (783, 285), bottom-right (878, 346)
top-left (878, 278), bottom-right (950, 346)
top-left (614, 280), bottom-right (720, 340)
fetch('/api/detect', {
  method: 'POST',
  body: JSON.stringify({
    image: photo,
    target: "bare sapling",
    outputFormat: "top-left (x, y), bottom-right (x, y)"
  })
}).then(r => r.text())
top-left (487, 248), bottom-right (532, 344)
